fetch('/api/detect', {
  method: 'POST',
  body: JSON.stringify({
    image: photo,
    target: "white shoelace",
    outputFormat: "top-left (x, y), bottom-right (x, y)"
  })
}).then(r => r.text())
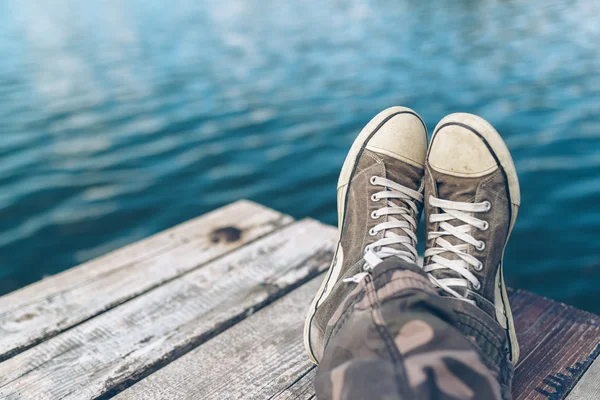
top-left (423, 195), bottom-right (491, 303)
top-left (344, 176), bottom-right (423, 283)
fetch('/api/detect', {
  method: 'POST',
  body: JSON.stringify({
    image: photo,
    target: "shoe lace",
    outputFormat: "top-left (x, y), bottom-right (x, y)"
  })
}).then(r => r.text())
top-left (344, 176), bottom-right (423, 283)
top-left (423, 195), bottom-right (491, 303)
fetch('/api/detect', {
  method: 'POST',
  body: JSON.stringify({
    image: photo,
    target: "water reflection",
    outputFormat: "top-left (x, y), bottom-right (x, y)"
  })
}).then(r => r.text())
top-left (0, 0), bottom-right (599, 312)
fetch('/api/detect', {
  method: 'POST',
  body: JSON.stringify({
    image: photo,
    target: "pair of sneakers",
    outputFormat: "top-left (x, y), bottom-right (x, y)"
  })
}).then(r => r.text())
top-left (304, 107), bottom-right (521, 364)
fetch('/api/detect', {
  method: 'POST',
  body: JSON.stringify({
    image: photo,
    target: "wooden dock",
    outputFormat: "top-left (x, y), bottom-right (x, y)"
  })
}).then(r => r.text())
top-left (0, 200), bottom-right (598, 399)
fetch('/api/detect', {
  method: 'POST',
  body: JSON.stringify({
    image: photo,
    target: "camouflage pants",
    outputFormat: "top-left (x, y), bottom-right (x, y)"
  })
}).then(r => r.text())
top-left (314, 258), bottom-right (514, 400)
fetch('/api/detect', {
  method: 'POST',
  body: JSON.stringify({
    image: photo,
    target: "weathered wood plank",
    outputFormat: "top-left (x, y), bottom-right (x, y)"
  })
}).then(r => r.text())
top-left (566, 354), bottom-right (600, 400)
top-left (511, 291), bottom-right (600, 400)
top-left (273, 291), bottom-right (600, 400)
top-left (0, 219), bottom-right (337, 400)
top-left (0, 200), bottom-right (292, 362)
top-left (115, 277), bottom-right (322, 400)
top-left (271, 368), bottom-right (316, 400)
top-left (114, 282), bottom-right (599, 400)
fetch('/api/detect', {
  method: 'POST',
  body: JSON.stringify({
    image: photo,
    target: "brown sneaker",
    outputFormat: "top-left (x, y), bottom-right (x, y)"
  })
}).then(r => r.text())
top-left (304, 106), bottom-right (428, 364)
top-left (423, 113), bottom-right (521, 363)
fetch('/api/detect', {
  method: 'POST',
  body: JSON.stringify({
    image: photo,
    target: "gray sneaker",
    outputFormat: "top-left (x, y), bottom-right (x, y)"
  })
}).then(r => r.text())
top-left (304, 106), bottom-right (428, 364)
top-left (423, 113), bottom-right (521, 363)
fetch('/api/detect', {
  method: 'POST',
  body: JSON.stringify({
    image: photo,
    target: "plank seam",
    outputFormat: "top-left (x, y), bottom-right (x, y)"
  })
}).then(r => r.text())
top-left (95, 254), bottom-right (331, 400)
top-left (556, 343), bottom-right (600, 399)
top-left (0, 214), bottom-right (293, 364)
top-left (0, 201), bottom-right (281, 315)
top-left (268, 365), bottom-right (317, 400)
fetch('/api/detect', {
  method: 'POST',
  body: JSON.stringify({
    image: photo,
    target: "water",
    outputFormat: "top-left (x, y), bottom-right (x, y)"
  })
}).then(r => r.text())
top-left (1, 0), bottom-right (599, 313)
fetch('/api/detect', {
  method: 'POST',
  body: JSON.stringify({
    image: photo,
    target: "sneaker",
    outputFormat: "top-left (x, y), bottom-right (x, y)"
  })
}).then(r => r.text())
top-left (423, 113), bottom-right (521, 362)
top-left (304, 106), bottom-right (428, 364)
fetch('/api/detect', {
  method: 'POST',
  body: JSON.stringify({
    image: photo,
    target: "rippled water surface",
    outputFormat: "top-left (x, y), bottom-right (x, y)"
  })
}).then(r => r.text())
top-left (1, 0), bottom-right (599, 312)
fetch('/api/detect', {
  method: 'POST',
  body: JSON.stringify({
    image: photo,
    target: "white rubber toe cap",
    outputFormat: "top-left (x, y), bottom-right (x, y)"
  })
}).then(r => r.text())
top-left (365, 111), bottom-right (428, 168)
top-left (428, 122), bottom-right (498, 178)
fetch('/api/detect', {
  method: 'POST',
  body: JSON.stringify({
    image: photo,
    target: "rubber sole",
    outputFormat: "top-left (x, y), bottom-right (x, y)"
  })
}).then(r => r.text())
top-left (428, 113), bottom-right (521, 363)
top-left (303, 106), bottom-right (427, 364)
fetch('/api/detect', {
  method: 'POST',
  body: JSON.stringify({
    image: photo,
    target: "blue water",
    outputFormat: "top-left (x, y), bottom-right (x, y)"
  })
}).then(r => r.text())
top-left (1, 0), bottom-right (599, 312)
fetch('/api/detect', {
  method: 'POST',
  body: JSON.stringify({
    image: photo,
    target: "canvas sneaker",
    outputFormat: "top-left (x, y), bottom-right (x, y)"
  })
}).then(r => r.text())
top-left (423, 113), bottom-right (521, 363)
top-left (304, 106), bottom-right (428, 364)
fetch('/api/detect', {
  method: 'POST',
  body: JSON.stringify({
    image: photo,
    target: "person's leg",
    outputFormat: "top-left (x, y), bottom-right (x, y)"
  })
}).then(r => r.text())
top-left (305, 107), bottom-right (429, 366)
top-left (314, 257), bottom-right (512, 399)
top-left (305, 109), bottom-right (519, 399)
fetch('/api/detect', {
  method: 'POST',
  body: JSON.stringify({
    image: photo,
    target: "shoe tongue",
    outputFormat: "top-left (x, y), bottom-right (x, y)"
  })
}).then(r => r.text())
top-left (433, 169), bottom-right (479, 203)
top-left (373, 152), bottom-right (424, 259)
top-left (427, 168), bottom-right (482, 296)
top-left (378, 153), bottom-right (423, 193)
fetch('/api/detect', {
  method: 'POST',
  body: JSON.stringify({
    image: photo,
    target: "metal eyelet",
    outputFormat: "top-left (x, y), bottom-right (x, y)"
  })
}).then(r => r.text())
top-left (474, 262), bottom-right (484, 271)
top-left (371, 210), bottom-right (380, 219)
top-left (481, 221), bottom-right (489, 231)
top-left (369, 228), bottom-right (377, 236)
top-left (476, 241), bottom-right (486, 251)
top-left (370, 176), bottom-right (378, 185)
top-left (473, 281), bottom-right (481, 291)
top-left (483, 201), bottom-right (492, 211)
top-left (371, 193), bottom-right (379, 202)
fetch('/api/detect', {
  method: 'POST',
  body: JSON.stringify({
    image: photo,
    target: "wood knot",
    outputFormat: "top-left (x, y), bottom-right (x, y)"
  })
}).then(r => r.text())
top-left (14, 313), bottom-right (37, 322)
top-left (210, 226), bottom-right (242, 243)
